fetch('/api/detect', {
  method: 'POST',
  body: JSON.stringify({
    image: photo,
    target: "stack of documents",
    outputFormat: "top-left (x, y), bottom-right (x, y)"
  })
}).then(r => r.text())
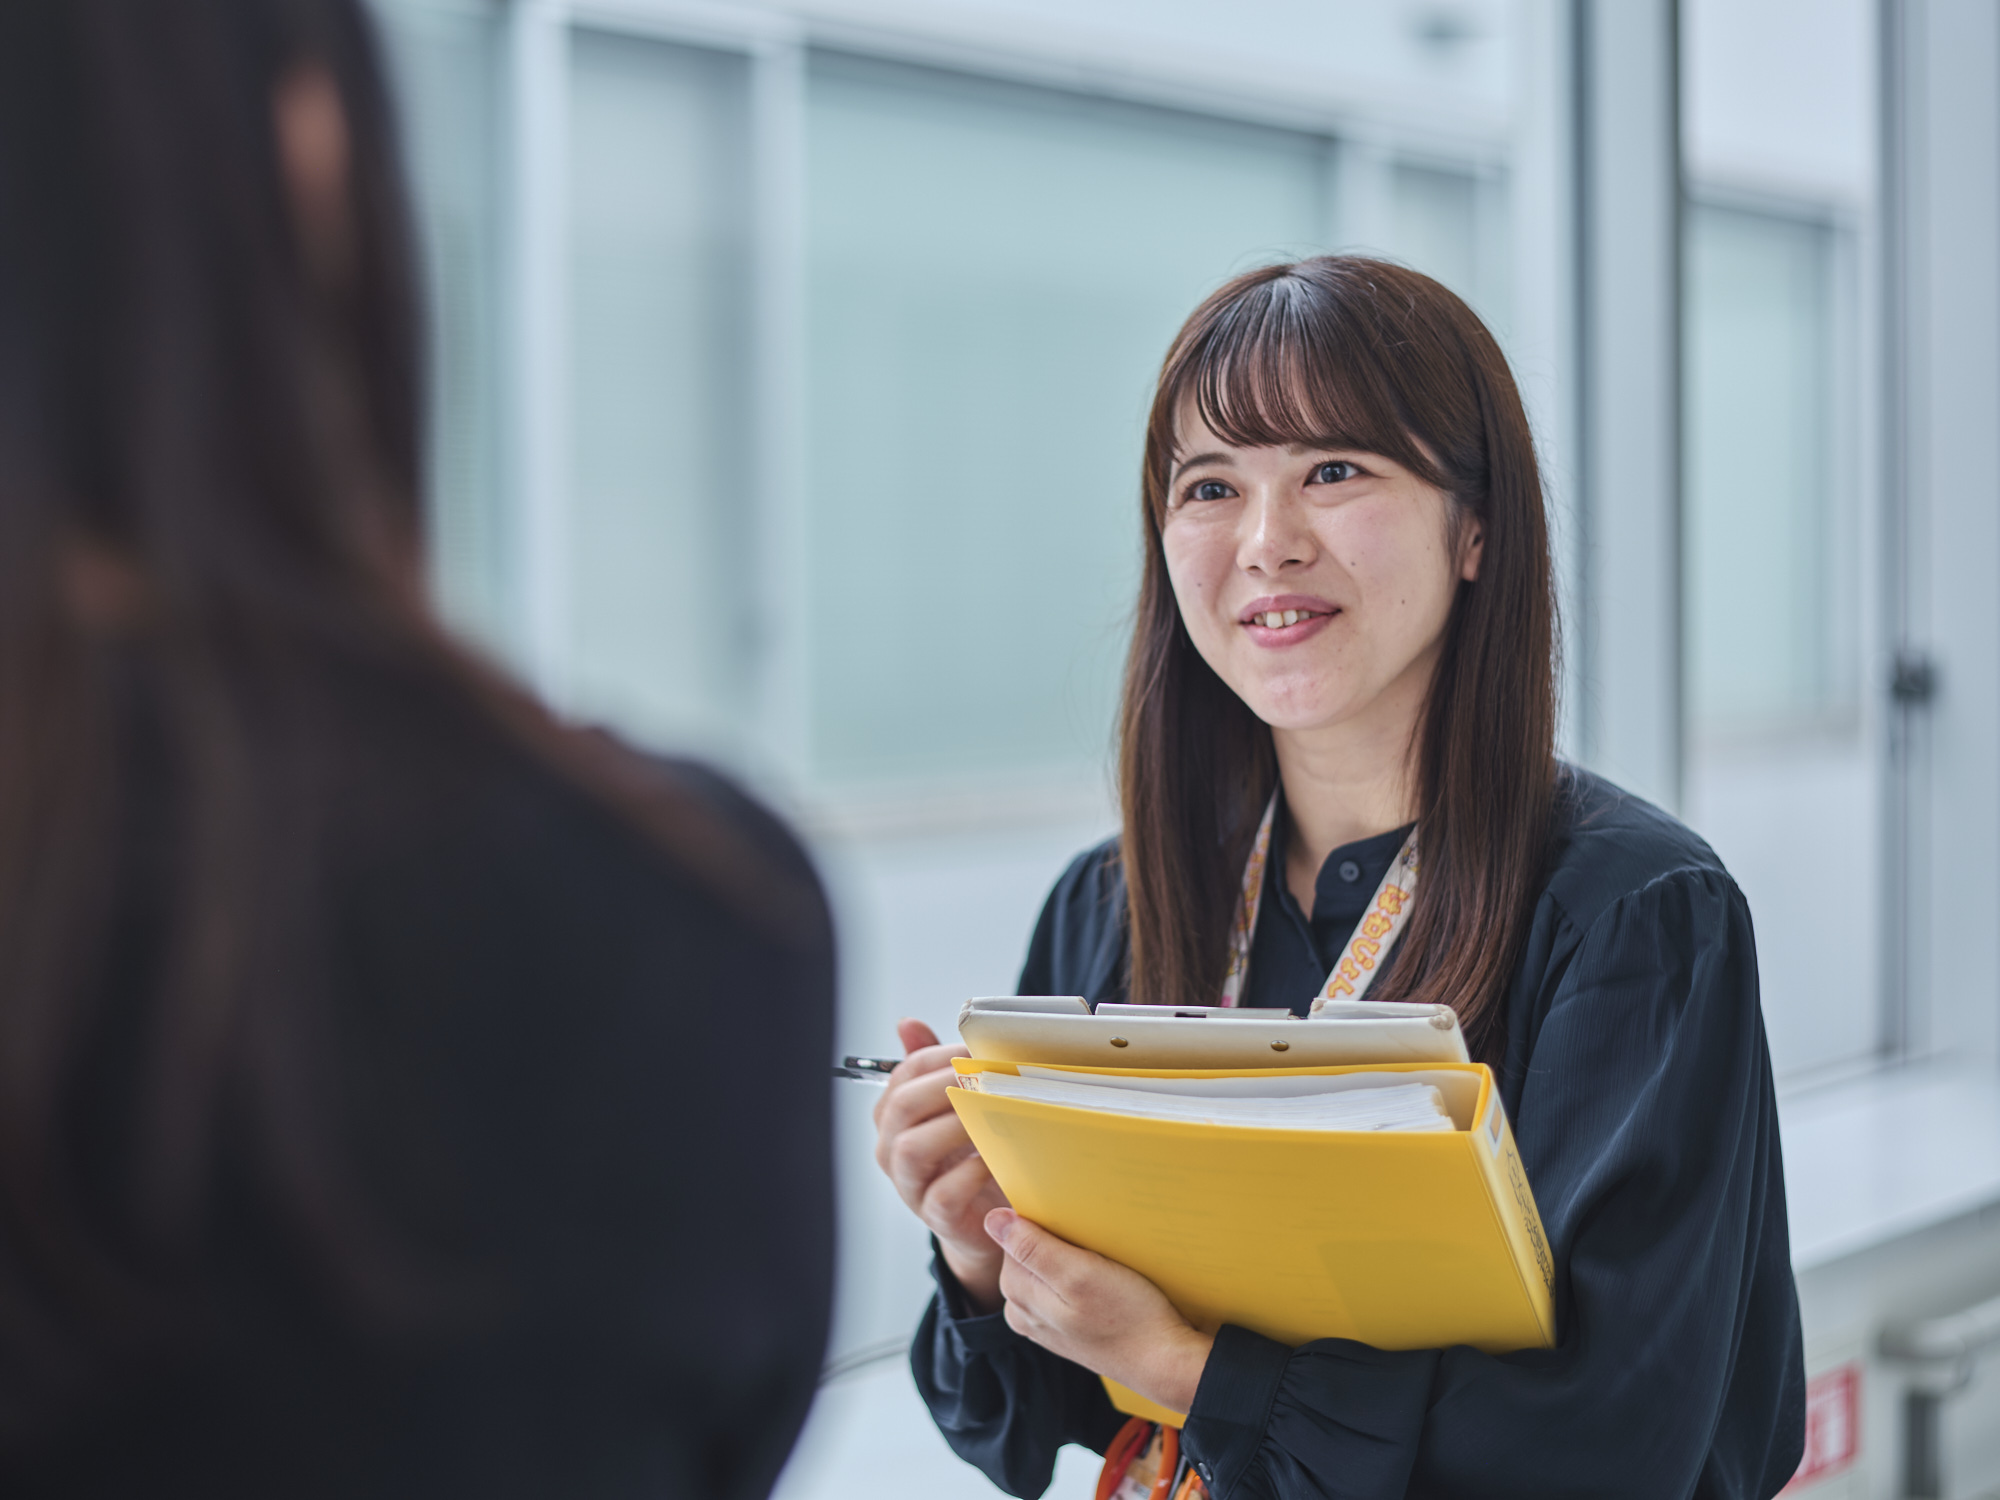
top-left (962, 1067), bottom-right (1455, 1132)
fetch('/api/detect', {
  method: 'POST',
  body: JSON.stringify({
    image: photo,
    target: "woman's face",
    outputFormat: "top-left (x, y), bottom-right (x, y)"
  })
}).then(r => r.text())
top-left (1159, 407), bottom-right (1481, 742)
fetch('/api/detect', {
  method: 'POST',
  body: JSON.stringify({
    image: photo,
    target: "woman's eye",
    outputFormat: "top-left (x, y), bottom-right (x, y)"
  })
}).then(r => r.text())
top-left (1309, 460), bottom-right (1358, 485)
top-left (1184, 479), bottom-right (1234, 503)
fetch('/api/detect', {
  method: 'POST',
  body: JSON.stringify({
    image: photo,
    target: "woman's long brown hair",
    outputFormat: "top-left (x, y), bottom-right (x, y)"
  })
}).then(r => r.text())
top-left (0, 0), bottom-right (813, 1421)
top-left (1118, 258), bottom-right (1558, 1062)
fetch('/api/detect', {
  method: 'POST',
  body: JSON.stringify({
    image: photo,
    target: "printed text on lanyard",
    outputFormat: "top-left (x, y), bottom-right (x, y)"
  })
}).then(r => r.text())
top-left (1217, 791), bottom-right (1420, 1012)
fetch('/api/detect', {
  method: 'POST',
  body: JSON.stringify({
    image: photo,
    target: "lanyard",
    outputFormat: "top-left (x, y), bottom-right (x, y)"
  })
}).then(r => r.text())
top-left (1217, 791), bottom-right (1420, 1013)
top-left (1097, 1416), bottom-right (1204, 1500)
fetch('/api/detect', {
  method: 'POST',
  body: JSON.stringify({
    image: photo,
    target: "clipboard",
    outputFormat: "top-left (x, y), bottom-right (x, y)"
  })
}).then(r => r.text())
top-left (956, 995), bottom-right (1470, 1070)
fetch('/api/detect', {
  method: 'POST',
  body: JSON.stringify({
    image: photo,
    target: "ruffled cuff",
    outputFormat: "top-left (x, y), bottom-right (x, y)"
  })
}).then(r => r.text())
top-left (1180, 1325), bottom-right (1292, 1494)
top-left (929, 1239), bottom-right (1025, 1356)
top-left (1181, 1328), bottom-right (1439, 1499)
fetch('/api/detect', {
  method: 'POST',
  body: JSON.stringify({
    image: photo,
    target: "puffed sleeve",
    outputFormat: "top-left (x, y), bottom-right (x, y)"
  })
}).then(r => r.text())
top-left (1177, 869), bottom-right (1806, 1499)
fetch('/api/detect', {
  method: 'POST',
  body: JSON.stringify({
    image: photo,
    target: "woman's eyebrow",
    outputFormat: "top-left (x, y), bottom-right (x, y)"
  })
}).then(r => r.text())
top-left (1169, 450), bottom-right (1231, 477)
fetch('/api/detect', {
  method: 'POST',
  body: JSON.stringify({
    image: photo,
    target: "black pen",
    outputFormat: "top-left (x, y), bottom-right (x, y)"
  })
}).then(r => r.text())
top-left (832, 1055), bottom-right (903, 1083)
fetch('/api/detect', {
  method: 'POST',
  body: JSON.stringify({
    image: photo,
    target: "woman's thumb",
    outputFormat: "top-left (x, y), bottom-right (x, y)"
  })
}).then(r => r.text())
top-left (896, 1017), bottom-right (941, 1054)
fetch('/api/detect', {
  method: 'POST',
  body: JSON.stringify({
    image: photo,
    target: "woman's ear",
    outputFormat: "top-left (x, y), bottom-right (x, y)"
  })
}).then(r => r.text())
top-left (1459, 516), bottom-right (1485, 582)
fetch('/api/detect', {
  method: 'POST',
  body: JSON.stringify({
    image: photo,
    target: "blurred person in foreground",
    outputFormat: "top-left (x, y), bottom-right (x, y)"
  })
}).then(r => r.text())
top-left (0, 2), bottom-right (834, 1495)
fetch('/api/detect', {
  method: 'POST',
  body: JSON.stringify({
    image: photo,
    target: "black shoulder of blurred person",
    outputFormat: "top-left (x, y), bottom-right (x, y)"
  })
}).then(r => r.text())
top-left (20, 672), bottom-right (838, 1500)
top-left (0, 0), bottom-right (836, 1494)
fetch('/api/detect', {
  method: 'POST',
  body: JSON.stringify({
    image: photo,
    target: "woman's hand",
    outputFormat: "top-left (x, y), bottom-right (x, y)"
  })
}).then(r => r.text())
top-left (872, 1019), bottom-right (1010, 1312)
top-left (986, 1207), bottom-right (1215, 1417)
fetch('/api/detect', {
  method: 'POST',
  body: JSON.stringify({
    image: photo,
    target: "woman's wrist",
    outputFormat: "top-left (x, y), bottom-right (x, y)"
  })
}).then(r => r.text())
top-left (938, 1238), bottom-right (1005, 1315)
top-left (1122, 1325), bottom-right (1215, 1417)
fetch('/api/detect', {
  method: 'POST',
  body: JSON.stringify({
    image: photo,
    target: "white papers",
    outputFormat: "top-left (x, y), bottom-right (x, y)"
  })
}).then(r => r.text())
top-left (968, 1070), bottom-right (1454, 1132)
top-left (1019, 1066), bottom-right (1418, 1099)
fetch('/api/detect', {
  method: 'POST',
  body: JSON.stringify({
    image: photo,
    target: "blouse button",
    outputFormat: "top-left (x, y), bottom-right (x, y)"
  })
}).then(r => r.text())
top-left (1338, 860), bottom-right (1362, 883)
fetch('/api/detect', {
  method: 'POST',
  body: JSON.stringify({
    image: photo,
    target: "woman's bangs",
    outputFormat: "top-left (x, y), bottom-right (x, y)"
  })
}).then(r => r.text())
top-left (1169, 283), bottom-right (1425, 473)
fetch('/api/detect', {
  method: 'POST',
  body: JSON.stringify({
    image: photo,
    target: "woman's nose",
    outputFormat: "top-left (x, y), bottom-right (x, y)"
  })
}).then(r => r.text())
top-left (1236, 489), bottom-right (1314, 575)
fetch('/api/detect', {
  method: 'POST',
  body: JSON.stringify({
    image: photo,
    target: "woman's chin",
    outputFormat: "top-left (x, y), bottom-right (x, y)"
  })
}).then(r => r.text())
top-left (1238, 688), bottom-right (1367, 737)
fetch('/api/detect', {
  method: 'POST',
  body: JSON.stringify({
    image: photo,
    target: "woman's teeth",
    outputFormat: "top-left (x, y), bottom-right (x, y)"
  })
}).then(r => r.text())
top-left (1253, 610), bottom-right (1320, 628)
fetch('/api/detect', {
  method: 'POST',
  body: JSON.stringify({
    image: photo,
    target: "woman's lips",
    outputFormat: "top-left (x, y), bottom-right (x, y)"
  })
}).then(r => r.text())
top-left (1242, 607), bottom-right (1338, 646)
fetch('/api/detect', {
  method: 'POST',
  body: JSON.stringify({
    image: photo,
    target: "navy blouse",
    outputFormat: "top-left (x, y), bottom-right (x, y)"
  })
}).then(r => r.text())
top-left (911, 767), bottom-right (1805, 1499)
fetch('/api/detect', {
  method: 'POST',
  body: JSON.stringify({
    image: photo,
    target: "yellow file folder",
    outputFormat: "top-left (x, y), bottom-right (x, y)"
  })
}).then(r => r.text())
top-left (947, 1059), bottom-right (1556, 1427)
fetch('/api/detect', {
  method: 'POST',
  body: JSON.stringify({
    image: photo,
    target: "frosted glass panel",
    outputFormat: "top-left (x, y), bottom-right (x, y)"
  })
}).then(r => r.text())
top-left (369, 0), bottom-right (507, 654)
top-left (1682, 200), bottom-right (1872, 1078)
top-left (1686, 203), bottom-right (1848, 736)
top-left (565, 34), bottom-right (752, 752)
top-left (1339, 156), bottom-right (1507, 339)
top-left (1392, 163), bottom-right (1479, 309)
top-left (806, 57), bottom-right (1330, 787)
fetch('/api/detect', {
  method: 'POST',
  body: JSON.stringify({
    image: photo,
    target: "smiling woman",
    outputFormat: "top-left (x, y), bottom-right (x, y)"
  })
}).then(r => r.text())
top-left (873, 257), bottom-right (1807, 1499)
top-left (1121, 259), bottom-right (1557, 1060)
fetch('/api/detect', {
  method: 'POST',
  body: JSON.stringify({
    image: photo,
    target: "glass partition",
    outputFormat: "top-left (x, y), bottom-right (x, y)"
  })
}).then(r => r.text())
top-left (564, 33), bottom-right (753, 755)
top-left (1391, 161), bottom-right (1505, 332)
top-left (802, 56), bottom-right (1336, 791)
top-left (1686, 203), bottom-right (1851, 737)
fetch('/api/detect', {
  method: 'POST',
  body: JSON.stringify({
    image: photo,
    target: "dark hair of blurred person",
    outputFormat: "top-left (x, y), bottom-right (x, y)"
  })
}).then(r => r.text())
top-left (0, 1), bottom-right (835, 1495)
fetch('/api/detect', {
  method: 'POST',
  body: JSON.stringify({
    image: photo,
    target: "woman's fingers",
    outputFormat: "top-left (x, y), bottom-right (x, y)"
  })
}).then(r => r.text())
top-left (989, 1210), bottom-right (1085, 1308)
top-left (870, 1044), bottom-right (968, 1129)
top-left (924, 1147), bottom-right (1007, 1226)
top-left (871, 1062), bottom-right (965, 1150)
top-left (882, 1107), bottom-right (983, 1207)
top-left (952, 1194), bottom-right (1218, 1416)
top-left (996, 1223), bottom-right (1068, 1341)
top-left (865, 1015), bottom-right (1006, 1309)
top-left (889, 1041), bottom-right (969, 1083)
top-left (1003, 1296), bottom-right (1044, 1341)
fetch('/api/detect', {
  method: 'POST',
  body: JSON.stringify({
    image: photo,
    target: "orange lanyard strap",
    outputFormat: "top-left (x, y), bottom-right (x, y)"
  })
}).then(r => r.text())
top-left (1096, 1418), bottom-right (1155, 1500)
top-left (1096, 1419), bottom-right (1187, 1500)
top-left (1150, 1426), bottom-right (1181, 1500)
top-left (1217, 790), bottom-right (1420, 1013)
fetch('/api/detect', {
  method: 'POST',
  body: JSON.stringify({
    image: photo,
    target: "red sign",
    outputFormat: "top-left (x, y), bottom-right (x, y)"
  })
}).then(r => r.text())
top-left (1782, 1363), bottom-right (1861, 1492)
